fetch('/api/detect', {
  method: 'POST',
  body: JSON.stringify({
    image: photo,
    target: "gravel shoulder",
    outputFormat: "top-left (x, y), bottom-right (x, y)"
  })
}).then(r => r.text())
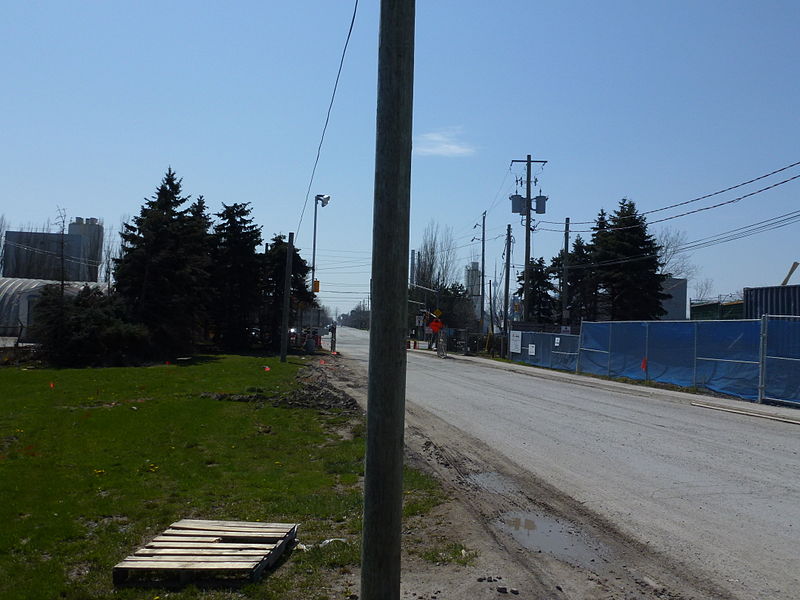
top-left (327, 352), bottom-right (736, 600)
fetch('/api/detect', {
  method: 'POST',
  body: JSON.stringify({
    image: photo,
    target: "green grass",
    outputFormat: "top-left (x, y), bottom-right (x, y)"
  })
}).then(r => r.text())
top-left (418, 541), bottom-right (478, 566)
top-left (0, 355), bottom-right (369, 600)
top-left (402, 466), bottom-right (446, 518)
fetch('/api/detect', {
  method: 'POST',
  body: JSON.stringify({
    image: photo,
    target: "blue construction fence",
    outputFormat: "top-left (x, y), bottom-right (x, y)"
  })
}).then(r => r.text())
top-left (510, 316), bottom-right (800, 405)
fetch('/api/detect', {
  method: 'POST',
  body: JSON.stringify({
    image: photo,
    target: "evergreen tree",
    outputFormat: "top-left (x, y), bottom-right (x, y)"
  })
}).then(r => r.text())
top-left (210, 202), bottom-right (263, 350)
top-left (591, 199), bottom-right (668, 320)
top-left (31, 285), bottom-right (148, 366)
top-left (516, 257), bottom-right (558, 323)
top-left (260, 234), bottom-right (314, 350)
top-left (563, 235), bottom-right (599, 323)
top-left (114, 168), bottom-right (211, 355)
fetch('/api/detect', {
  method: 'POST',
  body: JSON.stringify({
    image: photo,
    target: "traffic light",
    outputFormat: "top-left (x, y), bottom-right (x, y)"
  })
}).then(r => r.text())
top-left (313, 279), bottom-right (320, 292)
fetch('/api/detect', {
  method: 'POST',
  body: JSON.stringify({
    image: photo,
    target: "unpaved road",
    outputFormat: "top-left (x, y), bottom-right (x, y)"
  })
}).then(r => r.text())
top-left (334, 327), bottom-right (800, 600)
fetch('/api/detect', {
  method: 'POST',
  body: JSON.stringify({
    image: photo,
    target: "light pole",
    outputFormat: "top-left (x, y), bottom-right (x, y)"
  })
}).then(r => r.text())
top-left (311, 194), bottom-right (330, 293)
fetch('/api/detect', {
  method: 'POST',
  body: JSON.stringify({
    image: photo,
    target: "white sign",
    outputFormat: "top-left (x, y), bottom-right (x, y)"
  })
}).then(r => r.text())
top-left (560, 325), bottom-right (571, 334)
top-left (554, 337), bottom-right (561, 347)
top-left (415, 315), bottom-right (424, 326)
top-left (510, 331), bottom-right (522, 354)
top-left (528, 344), bottom-right (536, 356)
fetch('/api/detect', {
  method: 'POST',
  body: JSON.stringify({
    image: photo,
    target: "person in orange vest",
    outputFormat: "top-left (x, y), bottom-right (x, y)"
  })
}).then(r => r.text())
top-left (429, 318), bottom-right (443, 350)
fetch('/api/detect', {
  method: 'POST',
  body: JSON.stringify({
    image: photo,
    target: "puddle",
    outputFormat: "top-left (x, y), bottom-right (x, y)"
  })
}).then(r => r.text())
top-left (494, 511), bottom-right (608, 569)
top-left (467, 471), bottom-right (519, 495)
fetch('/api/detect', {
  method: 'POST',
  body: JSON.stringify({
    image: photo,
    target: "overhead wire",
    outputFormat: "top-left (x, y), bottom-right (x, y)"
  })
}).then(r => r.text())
top-left (537, 159), bottom-right (800, 226)
top-left (564, 206), bottom-right (800, 271)
top-left (535, 173), bottom-right (800, 234)
top-left (295, 0), bottom-right (359, 240)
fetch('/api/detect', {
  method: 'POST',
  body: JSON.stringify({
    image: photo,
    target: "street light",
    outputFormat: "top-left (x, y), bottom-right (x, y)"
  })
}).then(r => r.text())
top-left (312, 194), bottom-right (330, 294)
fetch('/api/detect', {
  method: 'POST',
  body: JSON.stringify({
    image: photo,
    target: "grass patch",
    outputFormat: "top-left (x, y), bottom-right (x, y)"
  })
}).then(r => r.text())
top-left (0, 355), bottom-right (365, 600)
top-left (402, 465), bottom-right (446, 518)
top-left (418, 541), bottom-right (478, 566)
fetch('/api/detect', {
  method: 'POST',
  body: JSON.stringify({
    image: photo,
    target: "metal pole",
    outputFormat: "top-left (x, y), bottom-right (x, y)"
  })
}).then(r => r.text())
top-left (279, 232), bottom-right (294, 363)
top-left (758, 314), bottom-right (768, 403)
top-left (524, 154), bottom-right (531, 322)
top-left (361, 1), bottom-right (414, 598)
top-left (480, 211), bottom-right (486, 334)
top-left (311, 198), bottom-right (318, 289)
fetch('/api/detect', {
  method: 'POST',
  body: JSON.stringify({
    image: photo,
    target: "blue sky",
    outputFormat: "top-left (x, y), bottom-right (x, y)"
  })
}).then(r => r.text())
top-left (2, 1), bottom-right (799, 316)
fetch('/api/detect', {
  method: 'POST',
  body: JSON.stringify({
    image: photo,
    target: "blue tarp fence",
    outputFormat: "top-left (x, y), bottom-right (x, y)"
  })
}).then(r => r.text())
top-left (510, 317), bottom-right (800, 405)
top-left (511, 331), bottom-right (580, 372)
top-left (762, 316), bottom-right (800, 404)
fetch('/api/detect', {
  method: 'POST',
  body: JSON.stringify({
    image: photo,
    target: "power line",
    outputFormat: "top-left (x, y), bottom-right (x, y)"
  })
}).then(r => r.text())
top-left (538, 159), bottom-right (800, 226)
top-left (295, 0), bottom-right (359, 240)
top-left (564, 205), bottom-right (800, 271)
top-left (536, 173), bottom-right (800, 234)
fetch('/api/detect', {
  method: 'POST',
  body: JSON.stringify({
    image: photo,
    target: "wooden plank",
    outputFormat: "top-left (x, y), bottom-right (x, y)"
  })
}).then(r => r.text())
top-left (173, 519), bottom-right (297, 530)
top-left (115, 560), bottom-right (257, 570)
top-left (122, 555), bottom-right (258, 563)
top-left (135, 548), bottom-right (268, 556)
top-left (146, 541), bottom-right (274, 550)
top-left (152, 535), bottom-right (221, 543)
top-left (167, 525), bottom-right (289, 534)
top-left (163, 528), bottom-right (286, 538)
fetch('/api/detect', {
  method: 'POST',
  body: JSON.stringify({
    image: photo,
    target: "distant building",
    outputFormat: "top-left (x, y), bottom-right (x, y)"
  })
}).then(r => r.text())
top-left (744, 284), bottom-right (800, 318)
top-left (0, 277), bottom-right (102, 341)
top-left (660, 277), bottom-right (688, 320)
top-left (465, 261), bottom-right (481, 319)
top-left (2, 217), bottom-right (103, 282)
top-left (690, 297), bottom-right (744, 320)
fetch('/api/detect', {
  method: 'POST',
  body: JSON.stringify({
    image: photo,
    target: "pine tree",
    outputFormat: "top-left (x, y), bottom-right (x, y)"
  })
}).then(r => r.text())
top-left (260, 234), bottom-right (314, 350)
top-left (591, 199), bottom-right (668, 320)
top-left (210, 202), bottom-right (263, 350)
top-left (563, 235), bottom-right (599, 323)
top-left (516, 257), bottom-right (558, 323)
top-left (114, 168), bottom-right (211, 355)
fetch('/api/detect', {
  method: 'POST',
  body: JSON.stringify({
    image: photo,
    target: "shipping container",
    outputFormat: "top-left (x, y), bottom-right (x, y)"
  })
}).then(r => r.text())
top-left (743, 284), bottom-right (800, 318)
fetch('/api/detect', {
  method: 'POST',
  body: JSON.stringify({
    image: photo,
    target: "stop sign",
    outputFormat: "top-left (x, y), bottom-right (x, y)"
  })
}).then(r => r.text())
top-left (429, 318), bottom-right (443, 333)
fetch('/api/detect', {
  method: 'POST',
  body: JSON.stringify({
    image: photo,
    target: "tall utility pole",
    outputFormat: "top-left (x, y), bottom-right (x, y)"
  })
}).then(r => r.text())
top-left (279, 232), bottom-right (294, 363)
top-left (361, 1), bottom-right (415, 599)
top-left (511, 154), bottom-right (547, 321)
top-left (311, 194), bottom-right (330, 292)
top-left (479, 211), bottom-right (486, 333)
top-left (562, 217), bottom-right (570, 325)
top-left (503, 223), bottom-right (511, 339)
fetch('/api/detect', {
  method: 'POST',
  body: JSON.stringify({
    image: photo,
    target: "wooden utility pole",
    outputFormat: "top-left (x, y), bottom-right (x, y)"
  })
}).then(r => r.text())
top-left (361, 1), bottom-right (415, 599)
top-left (279, 232), bottom-right (294, 363)
top-left (479, 211), bottom-right (486, 334)
top-left (562, 217), bottom-right (570, 325)
top-left (503, 223), bottom-right (511, 340)
top-left (511, 155), bottom-right (547, 322)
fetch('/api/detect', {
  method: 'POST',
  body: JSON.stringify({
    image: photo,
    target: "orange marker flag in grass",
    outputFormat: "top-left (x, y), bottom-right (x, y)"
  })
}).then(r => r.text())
top-left (49, 382), bottom-right (55, 390)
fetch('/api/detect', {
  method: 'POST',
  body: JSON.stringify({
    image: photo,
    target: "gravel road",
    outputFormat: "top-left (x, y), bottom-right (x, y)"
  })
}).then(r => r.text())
top-left (336, 326), bottom-right (800, 600)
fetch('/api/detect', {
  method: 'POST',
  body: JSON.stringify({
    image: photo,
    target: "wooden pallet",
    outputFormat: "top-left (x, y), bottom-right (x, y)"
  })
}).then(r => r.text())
top-left (113, 519), bottom-right (298, 585)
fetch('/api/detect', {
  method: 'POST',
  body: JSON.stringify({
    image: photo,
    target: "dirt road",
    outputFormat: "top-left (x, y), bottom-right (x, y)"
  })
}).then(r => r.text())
top-left (333, 327), bottom-right (800, 600)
